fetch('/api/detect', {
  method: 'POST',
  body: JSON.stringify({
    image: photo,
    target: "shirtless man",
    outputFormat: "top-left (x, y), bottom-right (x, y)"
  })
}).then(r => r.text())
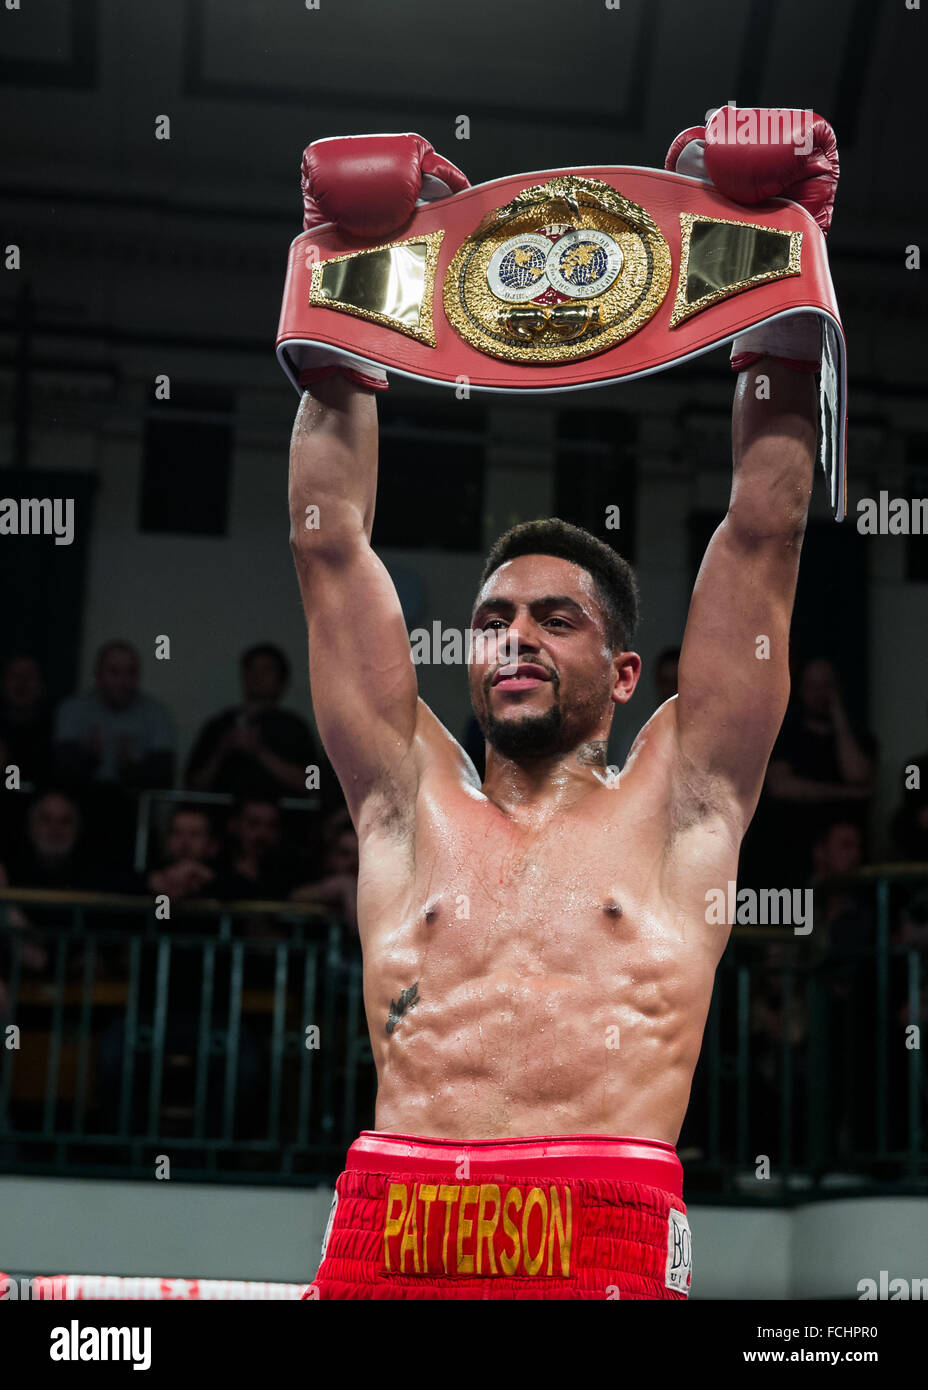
top-left (290, 117), bottom-right (838, 1299)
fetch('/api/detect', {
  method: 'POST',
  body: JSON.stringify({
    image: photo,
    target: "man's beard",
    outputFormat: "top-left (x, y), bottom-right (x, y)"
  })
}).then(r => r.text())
top-left (480, 702), bottom-right (565, 760)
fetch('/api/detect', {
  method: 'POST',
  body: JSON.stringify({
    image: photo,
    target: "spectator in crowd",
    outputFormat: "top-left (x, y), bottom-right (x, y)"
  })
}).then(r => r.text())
top-left (762, 657), bottom-right (877, 878)
top-left (146, 805), bottom-right (220, 902)
top-left (0, 790), bottom-right (97, 893)
top-left (748, 939), bottom-right (810, 1160)
top-left (0, 654), bottom-right (53, 786)
top-left (810, 819), bottom-right (872, 955)
top-left (890, 707), bottom-right (928, 861)
top-left (0, 790), bottom-right (95, 981)
top-left (0, 793), bottom-right (59, 1005)
top-left (290, 807), bottom-right (359, 931)
top-left (214, 798), bottom-right (301, 900)
top-left (52, 640), bottom-right (176, 867)
top-left (896, 887), bottom-right (928, 952)
top-left (54, 640), bottom-right (175, 790)
top-left (186, 644), bottom-right (316, 800)
top-left (95, 801), bottom-right (262, 1139)
top-left (811, 818), bottom-right (864, 878)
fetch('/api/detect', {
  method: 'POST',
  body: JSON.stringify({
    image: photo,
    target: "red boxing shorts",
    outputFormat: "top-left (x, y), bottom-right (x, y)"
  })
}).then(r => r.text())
top-left (306, 1131), bottom-right (692, 1300)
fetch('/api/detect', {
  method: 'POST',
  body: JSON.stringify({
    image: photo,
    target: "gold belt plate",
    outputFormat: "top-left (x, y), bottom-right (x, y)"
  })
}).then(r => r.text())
top-left (443, 175), bottom-right (672, 364)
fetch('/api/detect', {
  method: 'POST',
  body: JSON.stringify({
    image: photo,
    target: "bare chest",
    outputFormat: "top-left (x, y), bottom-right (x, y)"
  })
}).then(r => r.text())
top-left (359, 782), bottom-right (718, 983)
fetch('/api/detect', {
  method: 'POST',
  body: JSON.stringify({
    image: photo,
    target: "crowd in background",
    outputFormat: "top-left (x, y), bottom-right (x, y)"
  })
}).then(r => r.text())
top-left (1, 637), bottom-right (926, 1160)
top-left (0, 640), bottom-right (365, 1142)
top-left (0, 640), bottom-right (353, 880)
top-left (2, 637), bottom-right (928, 942)
top-left (0, 641), bottom-right (358, 1008)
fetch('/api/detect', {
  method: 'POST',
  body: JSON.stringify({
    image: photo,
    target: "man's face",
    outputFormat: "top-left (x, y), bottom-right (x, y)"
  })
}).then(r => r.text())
top-left (30, 795), bottom-right (79, 859)
top-left (469, 554), bottom-right (622, 761)
top-left (821, 824), bottom-right (862, 876)
top-left (800, 660), bottom-right (836, 718)
top-left (241, 654), bottom-right (284, 703)
top-left (166, 812), bottom-right (214, 864)
top-left (2, 657), bottom-right (43, 711)
top-left (233, 802), bottom-right (280, 856)
top-left (96, 648), bottom-right (139, 710)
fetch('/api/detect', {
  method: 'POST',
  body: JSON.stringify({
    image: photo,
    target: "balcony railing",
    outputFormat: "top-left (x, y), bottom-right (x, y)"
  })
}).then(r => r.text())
top-left (1, 872), bottom-right (925, 1194)
top-left (0, 889), bottom-right (372, 1182)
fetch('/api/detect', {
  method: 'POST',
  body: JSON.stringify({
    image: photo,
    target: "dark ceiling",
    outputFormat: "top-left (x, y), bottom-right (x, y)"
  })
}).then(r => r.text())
top-left (1, 0), bottom-right (923, 252)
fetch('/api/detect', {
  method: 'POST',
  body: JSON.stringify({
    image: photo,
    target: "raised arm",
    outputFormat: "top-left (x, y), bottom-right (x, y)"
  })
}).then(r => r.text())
top-left (289, 375), bottom-right (418, 827)
top-left (282, 134), bottom-right (471, 830)
top-left (674, 359), bottom-right (817, 828)
top-left (663, 107), bottom-right (840, 831)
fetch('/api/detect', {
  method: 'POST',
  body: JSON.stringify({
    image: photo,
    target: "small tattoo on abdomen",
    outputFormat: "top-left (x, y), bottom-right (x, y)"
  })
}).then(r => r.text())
top-left (386, 982), bottom-right (420, 1036)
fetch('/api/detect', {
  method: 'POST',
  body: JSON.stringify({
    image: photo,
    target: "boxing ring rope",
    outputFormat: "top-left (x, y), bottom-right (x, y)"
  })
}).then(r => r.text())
top-left (1, 1272), bottom-right (311, 1299)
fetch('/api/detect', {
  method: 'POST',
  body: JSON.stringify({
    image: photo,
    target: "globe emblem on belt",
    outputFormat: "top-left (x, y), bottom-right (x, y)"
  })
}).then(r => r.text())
top-left (545, 229), bottom-right (624, 299)
top-left (443, 174), bottom-right (672, 363)
top-left (487, 233), bottom-right (557, 303)
top-left (498, 242), bottom-right (547, 289)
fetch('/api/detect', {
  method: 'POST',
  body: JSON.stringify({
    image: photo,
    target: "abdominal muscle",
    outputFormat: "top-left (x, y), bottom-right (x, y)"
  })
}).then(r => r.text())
top-left (366, 905), bottom-right (719, 1145)
top-left (357, 714), bottom-right (735, 1146)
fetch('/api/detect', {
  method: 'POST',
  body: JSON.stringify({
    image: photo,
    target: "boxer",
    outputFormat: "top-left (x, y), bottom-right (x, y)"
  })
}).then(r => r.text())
top-left (289, 118), bottom-right (839, 1298)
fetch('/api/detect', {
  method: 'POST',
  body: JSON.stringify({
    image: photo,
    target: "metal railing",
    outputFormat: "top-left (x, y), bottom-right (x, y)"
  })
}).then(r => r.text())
top-left (0, 784), bottom-right (323, 876)
top-left (680, 866), bottom-right (927, 1198)
top-left (1, 873), bottom-right (926, 1195)
top-left (0, 890), bottom-right (372, 1183)
top-left (132, 789), bottom-right (321, 872)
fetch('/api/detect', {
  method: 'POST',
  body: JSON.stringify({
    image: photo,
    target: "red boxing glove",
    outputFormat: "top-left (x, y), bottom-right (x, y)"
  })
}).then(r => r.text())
top-left (665, 106), bottom-right (837, 374)
top-left (664, 123), bottom-right (709, 181)
top-left (301, 131), bottom-right (470, 239)
top-left (666, 107), bottom-right (838, 236)
top-left (297, 133), bottom-right (469, 392)
top-left (703, 105), bottom-right (839, 236)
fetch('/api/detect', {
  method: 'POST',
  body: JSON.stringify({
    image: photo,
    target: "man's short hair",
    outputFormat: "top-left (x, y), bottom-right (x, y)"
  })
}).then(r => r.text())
top-left (477, 518), bottom-right (639, 652)
top-left (94, 639), bottom-right (139, 670)
top-left (1, 652), bottom-right (42, 678)
top-left (240, 642), bottom-right (290, 686)
top-left (813, 819), bottom-right (861, 850)
top-left (28, 788), bottom-right (81, 832)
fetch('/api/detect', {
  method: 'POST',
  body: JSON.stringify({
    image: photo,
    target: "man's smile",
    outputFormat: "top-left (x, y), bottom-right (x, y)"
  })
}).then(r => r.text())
top-left (491, 662), bottom-right (552, 692)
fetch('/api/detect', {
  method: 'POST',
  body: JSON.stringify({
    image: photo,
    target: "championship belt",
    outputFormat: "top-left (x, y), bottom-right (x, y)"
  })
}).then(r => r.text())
top-left (276, 165), bottom-right (847, 519)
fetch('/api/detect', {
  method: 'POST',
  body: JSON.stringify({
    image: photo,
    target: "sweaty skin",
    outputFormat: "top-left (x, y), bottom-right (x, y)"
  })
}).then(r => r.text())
top-left (358, 693), bottom-right (731, 1143)
top-left (290, 364), bottom-right (817, 1144)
